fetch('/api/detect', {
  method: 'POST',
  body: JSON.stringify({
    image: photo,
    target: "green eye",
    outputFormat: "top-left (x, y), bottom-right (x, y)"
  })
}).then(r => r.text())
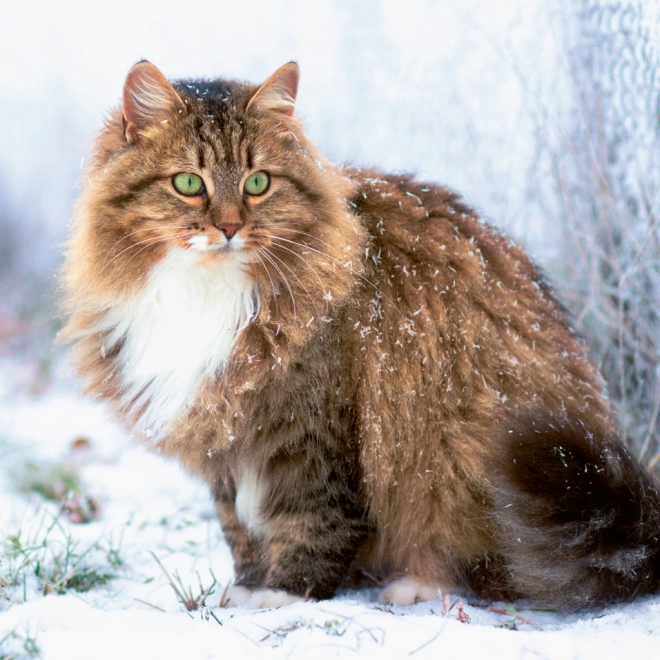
top-left (172, 172), bottom-right (204, 196)
top-left (243, 171), bottom-right (270, 196)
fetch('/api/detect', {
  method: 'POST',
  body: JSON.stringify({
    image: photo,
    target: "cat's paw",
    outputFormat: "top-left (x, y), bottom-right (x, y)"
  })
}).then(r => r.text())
top-left (247, 589), bottom-right (306, 609)
top-left (219, 585), bottom-right (254, 607)
top-left (220, 585), bottom-right (305, 609)
top-left (379, 577), bottom-right (441, 606)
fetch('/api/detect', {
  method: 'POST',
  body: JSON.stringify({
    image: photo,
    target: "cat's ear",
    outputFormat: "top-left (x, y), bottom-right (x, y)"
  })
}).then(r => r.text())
top-left (122, 61), bottom-right (184, 142)
top-left (246, 62), bottom-right (299, 117)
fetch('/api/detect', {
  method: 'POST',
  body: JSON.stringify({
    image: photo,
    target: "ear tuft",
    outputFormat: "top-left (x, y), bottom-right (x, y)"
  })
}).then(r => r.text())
top-left (122, 61), bottom-right (184, 142)
top-left (246, 62), bottom-right (299, 117)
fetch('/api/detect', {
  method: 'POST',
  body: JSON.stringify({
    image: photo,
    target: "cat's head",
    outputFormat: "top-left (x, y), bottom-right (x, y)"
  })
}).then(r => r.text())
top-left (64, 61), bottom-right (361, 321)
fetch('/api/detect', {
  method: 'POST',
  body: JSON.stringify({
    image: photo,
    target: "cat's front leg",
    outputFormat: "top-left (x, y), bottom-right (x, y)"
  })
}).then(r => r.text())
top-left (215, 476), bottom-right (268, 597)
top-left (217, 485), bottom-right (303, 608)
top-left (215, 471), bottom-right (309, 608)
top-left (221, 437), bottom-right (367, 607)
top-left (258, 440), bottom-right (367, 601)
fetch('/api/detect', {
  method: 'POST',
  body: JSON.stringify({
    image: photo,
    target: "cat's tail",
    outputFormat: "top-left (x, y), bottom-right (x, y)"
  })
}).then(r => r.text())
top-left (491, 413), bottom-right (660, 610)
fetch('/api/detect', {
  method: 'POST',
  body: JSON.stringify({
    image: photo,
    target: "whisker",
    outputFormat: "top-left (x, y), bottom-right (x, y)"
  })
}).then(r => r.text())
top-left (127, 234), bottom-right (198, 300)
top-left (261, 244), bottom-right (321, 320)
top-left (262, 232), bottom-right (401, 316)
top-left (259, 223), bottom-right (337, 252)
top-left (250, 250), bottom-right (279, 317)
top-left (264, 240), bottom-right (327, 315)
top-left (103, 230), bottom-right (190, 272)
top-left (260, 249), bottom-right (297, 319)
top-left (100, 225), bottom-right (192, 269)
top-left (71, 231), bottom-right (193, 316)
top-left (105, 232), bottom-right (194, 296)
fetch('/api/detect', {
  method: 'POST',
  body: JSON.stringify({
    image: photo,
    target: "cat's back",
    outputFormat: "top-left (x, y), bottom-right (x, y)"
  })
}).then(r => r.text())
top-left (348, 168), bottom-right (549, 309)
top-left (342, 168), bottom-right (613, 537)
top-left (345, 167), bottom-right (575, 360)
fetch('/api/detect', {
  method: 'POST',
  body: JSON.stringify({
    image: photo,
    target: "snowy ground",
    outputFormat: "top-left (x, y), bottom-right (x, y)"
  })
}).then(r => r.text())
top-left (1, 354), bottom-right (660, 660)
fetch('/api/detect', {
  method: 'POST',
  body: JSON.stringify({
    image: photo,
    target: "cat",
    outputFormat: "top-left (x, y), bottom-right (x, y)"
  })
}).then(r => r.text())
top-left (60, 60), bottom-right (660, 611)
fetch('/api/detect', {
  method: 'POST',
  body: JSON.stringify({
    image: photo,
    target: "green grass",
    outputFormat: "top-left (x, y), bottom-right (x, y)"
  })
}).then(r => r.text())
top-left (6, 444), bottom-right (100, 525)
top-left (34, 532), bottom-right (115, 595)
top-left (0, 626), bottom-right (40, 660)
top-left (0, 438), bottom-right (121, 607)
top-left (1, 510), bottom-right (124, 603)
top-left (13, 461), bottom-right (81, 504)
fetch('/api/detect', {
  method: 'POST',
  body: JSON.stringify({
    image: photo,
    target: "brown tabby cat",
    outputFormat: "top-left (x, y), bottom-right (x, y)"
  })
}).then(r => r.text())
top-left (60, 61), bottom-right (660, 611)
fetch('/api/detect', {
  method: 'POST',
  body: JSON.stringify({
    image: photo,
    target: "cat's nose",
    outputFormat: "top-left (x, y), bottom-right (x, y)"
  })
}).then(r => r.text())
top-left (218, 224), bottom-right (241, 239)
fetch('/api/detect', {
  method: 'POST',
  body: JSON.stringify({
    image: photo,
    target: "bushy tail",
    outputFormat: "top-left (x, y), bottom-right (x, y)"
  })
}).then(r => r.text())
top-left (492, 413), bottom-right (660, 610)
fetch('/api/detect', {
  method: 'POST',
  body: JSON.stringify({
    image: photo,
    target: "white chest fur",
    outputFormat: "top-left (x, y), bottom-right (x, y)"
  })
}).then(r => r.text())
top-left (235, 468), bottom-right (268, 535)
top-left (101, 247), bottom-right (258, 434)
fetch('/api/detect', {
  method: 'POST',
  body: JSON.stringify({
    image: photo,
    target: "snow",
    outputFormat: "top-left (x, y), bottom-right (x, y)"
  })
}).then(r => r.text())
top-left (2, 357), bottom-right (660, 659)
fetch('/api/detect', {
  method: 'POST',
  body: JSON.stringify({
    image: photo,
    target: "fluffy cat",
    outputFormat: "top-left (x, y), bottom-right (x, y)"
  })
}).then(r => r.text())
top-left (60, 60), bottom-right (660, 610)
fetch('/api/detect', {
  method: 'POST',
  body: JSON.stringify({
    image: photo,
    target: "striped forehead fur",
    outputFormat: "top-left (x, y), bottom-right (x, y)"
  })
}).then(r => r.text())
top-left (99, 247), bottom-right (258, 435)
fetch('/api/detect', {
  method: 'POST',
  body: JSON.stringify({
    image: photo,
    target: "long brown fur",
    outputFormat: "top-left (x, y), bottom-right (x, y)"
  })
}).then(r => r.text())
top-left (60, 61), bottom-right (660, 610)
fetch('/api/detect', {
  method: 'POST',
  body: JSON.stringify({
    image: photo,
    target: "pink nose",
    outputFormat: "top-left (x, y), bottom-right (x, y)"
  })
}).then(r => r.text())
top-left (218, 224), bottom-right (241, 239)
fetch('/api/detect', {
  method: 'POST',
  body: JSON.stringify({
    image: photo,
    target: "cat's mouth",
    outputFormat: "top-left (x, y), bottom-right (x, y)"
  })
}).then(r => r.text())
top-left (187, 233), bottom-right (244, 254)
top-left (184, 233), bottom-right (256, 267)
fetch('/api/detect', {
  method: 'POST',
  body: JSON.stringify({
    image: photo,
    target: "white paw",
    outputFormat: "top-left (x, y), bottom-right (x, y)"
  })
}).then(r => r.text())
top-left (247, 589), bottom-right (306, 609)
top-left (379, 577), bottom-right (441, 606)
top-left (220, 585), bottom-right (305, 609)
top-left (220, 585), bottom-right (254, 607)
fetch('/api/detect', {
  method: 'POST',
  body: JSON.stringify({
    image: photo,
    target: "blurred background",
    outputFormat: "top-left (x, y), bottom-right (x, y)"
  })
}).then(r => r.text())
top-left (1, 0), bottom-right (659, 471)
